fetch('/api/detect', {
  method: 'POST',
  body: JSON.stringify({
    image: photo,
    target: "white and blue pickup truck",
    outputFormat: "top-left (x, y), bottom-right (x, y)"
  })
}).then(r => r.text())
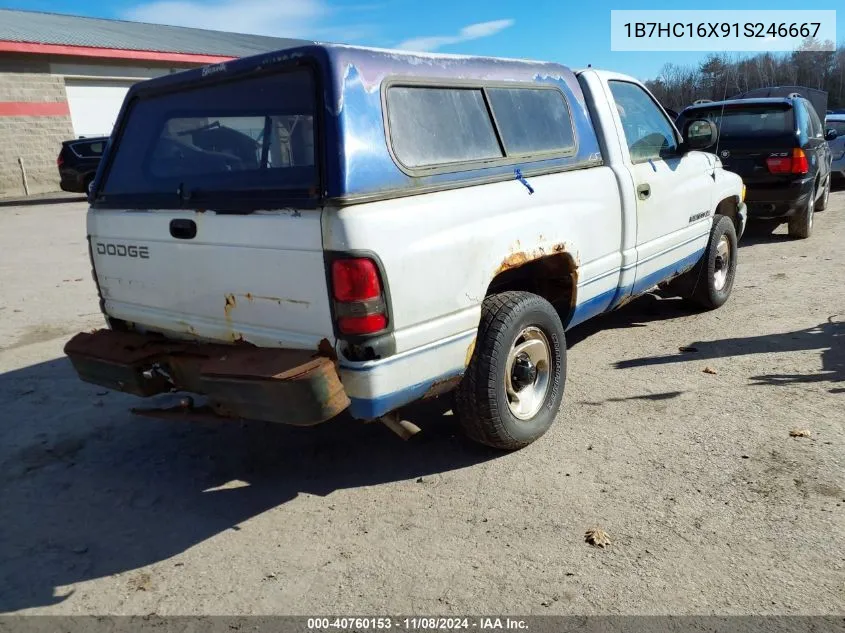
top-left (64, 44), bottom-right (746, 450)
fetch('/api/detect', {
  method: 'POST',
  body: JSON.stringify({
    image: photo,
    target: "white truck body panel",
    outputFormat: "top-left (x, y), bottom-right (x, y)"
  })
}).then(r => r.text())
top-left (69, 49), bottom-right (745, 427)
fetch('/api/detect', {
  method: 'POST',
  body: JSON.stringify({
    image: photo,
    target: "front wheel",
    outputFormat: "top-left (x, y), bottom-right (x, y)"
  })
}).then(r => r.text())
top-left (689, 214), bottom-right (738, 310)
top-left (456, 291), bottom-right (566, 450)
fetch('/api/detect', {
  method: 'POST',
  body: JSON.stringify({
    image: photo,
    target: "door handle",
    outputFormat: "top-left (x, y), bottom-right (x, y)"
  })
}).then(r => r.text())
top-left (637, 183), bottom-right (651, 200)
top-left (169, 219), bottom-right (197, 240)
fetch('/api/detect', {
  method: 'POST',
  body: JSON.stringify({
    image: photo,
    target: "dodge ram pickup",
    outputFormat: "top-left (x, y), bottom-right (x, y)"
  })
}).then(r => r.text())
top-left (64, 44), bottom-right (747, 449)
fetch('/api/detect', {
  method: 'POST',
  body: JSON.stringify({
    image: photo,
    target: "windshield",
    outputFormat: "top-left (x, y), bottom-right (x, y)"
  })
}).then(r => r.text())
top-left (98, 67), bottom-right (317, 209)
top-left (683, 105), bottom-right (794, 139)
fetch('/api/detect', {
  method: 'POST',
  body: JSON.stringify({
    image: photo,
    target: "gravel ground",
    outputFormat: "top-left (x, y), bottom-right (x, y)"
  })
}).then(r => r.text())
top-left (0, 194), bottom-right (843, 615)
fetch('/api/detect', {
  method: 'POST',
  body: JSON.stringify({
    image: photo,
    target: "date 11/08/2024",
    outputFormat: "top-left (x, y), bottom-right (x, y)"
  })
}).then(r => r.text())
top-left (307, 617), bottom-right (528, 630)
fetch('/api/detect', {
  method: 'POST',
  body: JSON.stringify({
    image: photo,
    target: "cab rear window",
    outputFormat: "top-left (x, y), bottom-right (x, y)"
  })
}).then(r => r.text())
top-left (98, 68), bottom-right (317, 209)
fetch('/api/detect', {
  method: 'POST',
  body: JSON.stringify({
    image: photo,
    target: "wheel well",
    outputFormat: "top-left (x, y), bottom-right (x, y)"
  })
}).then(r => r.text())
top-left (485, 252), bottom-right (578, 317)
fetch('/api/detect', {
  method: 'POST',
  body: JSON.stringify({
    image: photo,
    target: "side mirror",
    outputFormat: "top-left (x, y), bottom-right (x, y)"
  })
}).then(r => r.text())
top-left (825, 128), bottom-right (839, 141)
top-left (684, 119), bottom-right (718, 151)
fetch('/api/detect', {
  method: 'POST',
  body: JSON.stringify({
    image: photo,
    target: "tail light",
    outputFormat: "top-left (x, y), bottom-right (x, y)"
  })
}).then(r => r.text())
top-left (330, 258), bottom-right (388, 335)
top-left (766, 149), bottom-right (808, 175)
top-left (57, 153), bottom-right (64, 167)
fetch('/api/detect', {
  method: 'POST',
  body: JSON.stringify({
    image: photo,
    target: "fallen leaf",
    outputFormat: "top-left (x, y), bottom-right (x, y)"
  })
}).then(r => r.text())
top-left (703, 367), bottom-right (718, 375)
top-left (679, 346), bottom-right (698, 353)
top-left (127, 572), bottom-right (152, 592)
top-left (585, 527), bottom-right (611, 549)
top-left (789, 429), bottom-right (811, 438)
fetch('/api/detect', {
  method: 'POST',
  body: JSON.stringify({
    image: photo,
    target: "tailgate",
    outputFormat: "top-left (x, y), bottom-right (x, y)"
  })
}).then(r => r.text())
top-left (90, 208), bottom-right (335, 349)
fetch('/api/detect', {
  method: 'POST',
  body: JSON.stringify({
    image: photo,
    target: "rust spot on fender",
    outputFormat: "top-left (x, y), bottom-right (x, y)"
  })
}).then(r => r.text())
top-left (495, 242), bottom-right (570, 276)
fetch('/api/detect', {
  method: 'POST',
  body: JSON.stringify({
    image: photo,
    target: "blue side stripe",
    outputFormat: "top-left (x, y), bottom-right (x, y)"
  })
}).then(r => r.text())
top-left (347, 370), bottom-right (464, 420)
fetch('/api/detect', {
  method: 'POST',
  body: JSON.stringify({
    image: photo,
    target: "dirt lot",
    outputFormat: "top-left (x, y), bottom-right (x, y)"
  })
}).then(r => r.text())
top-left (0, 195), bottom-right (843, 615)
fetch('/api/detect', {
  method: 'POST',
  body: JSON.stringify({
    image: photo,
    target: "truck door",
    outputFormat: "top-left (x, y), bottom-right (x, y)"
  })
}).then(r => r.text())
top-left (607, 80), bottom-right (713, 295)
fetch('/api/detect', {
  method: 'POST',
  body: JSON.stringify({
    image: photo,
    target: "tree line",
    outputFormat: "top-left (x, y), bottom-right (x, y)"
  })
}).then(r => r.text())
top-left (644, 39), bottom-right (845, 112)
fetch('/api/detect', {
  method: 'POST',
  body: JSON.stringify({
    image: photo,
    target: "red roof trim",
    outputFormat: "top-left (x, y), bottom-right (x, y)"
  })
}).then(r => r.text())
top-left (0, 101), bottom-right (70, 117)
top-left (0, 40), bottom-right (235, 64)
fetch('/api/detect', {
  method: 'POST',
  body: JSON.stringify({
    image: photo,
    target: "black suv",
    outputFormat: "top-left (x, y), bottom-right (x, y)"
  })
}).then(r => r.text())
top-left (677, 96), bottom-right (837, 239)
top-left (58, 137), bottom-right (109, 194)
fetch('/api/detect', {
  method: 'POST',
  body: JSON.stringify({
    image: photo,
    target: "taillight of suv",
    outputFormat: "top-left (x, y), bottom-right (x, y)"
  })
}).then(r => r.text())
top-left (330, 257), bottom-right (388, 335)
top-left (766, 148), bottom-right (809, 175)
top-left (57, 153), bottom-right (64, 168)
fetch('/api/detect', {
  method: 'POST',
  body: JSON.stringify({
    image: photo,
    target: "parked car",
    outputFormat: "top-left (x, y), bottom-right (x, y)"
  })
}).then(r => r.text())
top-left (58, 136), bottom-right (108, 193)
top-left (677, 95), bottom-right (836, 239)
top-left (826, 114), bottom-right (845, 182)
top-left (63, 45), bottom-right (745, 450)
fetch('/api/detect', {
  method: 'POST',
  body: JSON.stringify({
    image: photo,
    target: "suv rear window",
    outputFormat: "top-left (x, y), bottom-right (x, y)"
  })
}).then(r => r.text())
top-left (682, 105), bottom-right (794, 139)
top-left (99, 68), bottom-right (317, 208)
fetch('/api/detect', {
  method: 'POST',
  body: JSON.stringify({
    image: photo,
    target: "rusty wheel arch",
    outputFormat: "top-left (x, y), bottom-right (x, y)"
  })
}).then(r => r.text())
top-left (486, 246), bottom-right (579, 318)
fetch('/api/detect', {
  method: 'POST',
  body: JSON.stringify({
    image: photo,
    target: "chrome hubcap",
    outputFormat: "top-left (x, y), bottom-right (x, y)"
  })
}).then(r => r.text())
top-left (505, 326), bottom-right (551, 420)
top-left (713, 235), bottom-right (731, 292)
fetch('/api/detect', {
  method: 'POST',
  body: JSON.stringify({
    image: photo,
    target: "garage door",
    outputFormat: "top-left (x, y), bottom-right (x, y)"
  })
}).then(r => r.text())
top-left (65, 79), bottom-right (138, 138)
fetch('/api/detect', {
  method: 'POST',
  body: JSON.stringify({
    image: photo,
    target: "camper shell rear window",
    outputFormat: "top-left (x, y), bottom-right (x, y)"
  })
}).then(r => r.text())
top-left (96, 66), bottom-right (318, 210)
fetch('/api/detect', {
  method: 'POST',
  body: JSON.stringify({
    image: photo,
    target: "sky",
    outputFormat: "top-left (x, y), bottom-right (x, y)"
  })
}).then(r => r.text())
top-left (1, 0), bottom-right (842, 80)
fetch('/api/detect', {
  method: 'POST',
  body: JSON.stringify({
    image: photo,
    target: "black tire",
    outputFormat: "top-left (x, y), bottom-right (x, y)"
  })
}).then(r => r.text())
top-left (816, 175), bottom-right (831, 212)
top-left (788, 182), bottom-right (815, 239)
top-left (456, 291), bottom-right (566, 450)
top-left (687, 214), bottom-right (738, 310)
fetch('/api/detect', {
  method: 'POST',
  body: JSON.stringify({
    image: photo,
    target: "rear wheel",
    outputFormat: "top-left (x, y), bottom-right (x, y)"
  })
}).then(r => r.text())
top-left (816, 175), bottom-right (831, 212)
top-left (788, 183), bottom-right (815, 239)
top-left (456, 291), bottom-right (566, 450)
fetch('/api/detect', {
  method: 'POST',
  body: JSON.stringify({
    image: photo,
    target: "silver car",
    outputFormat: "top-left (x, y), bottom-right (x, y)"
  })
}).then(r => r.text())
top-left (827, 115), bottom-right (845, 180)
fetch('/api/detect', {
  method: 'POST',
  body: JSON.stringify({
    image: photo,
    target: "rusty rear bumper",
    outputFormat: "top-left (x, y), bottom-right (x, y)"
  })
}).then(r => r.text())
top-left (64, 329), bottom-right (350, 426)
